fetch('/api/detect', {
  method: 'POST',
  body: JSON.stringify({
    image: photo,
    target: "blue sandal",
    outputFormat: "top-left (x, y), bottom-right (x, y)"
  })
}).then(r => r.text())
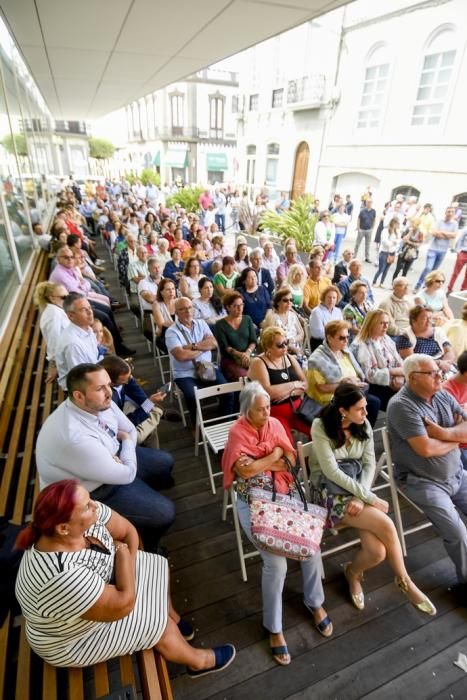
top-left (187, 644), bottom-right (236, 678)
top-left (177, 618), bottom-right (195, 641)
top-left (315, 614), bottom-right (333, 638)
top-left (271, 643), bottom-right (291, 666)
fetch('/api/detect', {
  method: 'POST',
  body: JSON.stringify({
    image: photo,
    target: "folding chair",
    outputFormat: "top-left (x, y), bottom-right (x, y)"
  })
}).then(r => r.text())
top-left (194, 380), bottom-right (244, 494)
top-left (222, 484), bottom-right (260, 582)
top-left (380, 427), bottom-right (432, 556)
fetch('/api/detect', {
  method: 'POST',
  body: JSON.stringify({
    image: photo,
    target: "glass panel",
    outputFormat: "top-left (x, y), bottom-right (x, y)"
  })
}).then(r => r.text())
top-left (265, 158), bottom-right (278, 185)
top-left (419, 71), bottom-right (432, 86)
top-left (441, 50), bottom-right (456, 67)
top-left (427, 115), bottom-right (440, 125)
top-left (267, 143), bottom-right (280, 155)
top-left (433, 85), bottom-right (448, 99)
top-left (361, 95), bottom-right (371, 107)
top-left (379, 64), bottom-right (389, 78)
top-left (423, 54), bottom-right (438, 70)
top-left (438, 68), bottom-right (452, 84)
top-left (417, 86), bottom-right (431, 101)
top-left (246, 145), bottom-right (256, 155)
top-left (366, 66), bottom-right (377, 80)
top-left (0, 55), bottom-right (34, 270)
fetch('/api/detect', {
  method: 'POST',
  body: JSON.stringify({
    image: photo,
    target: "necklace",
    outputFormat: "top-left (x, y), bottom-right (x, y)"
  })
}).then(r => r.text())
top-left (267, 354), bottom-right (289, 380)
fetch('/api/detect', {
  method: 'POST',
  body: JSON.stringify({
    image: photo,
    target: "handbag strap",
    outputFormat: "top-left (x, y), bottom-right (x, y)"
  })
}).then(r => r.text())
top-left (282, 455), bottom-right (309, 511)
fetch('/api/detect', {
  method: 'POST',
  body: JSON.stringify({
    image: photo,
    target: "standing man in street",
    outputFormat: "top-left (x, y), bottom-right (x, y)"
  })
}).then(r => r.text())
top-left (414, 206), bottom-right (458, 292)
top-left (213, 188), bottom-right (227, 233)
top-left (354, 199), bottom-right (377, 263)
top-left (447, 226), bottom-right (467, 294)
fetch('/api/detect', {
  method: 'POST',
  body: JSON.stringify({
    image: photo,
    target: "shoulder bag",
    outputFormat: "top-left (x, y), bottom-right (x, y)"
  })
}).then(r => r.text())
top-left (321, 458), bottom-right (362, 496)
top-left (178, 324), bottom-right (217, 382)
top-left (284, 357), bottom-right (322, 424)
top-left (248, 458), bottom-right (327, 561)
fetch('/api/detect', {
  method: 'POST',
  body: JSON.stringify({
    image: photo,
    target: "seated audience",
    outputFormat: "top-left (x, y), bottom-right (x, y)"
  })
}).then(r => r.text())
top-left (214, 290), bottom-right (257, 381)
top-left (138, 257), bottom-right (162, 313)
top-left (262, 240), bottom-right (280, 278)
top-left (55, 294), bottom-right (101, 389)
top-left (396, 306), bottom-right (456, 374)
top-left (127, 246), bottom-right (148, 294)
top-left (387, 354), bottom-right (467, 590)
top-left (152, 278), bottom-right (176, 354)
top-left (338, 259), bottom-right (375, 307)
top-left (213, 256), bottom-right (239, 297)
top-left (34, 281), bottom-right (70, 383)
top-left (379, 277), bottom-right (413, 337)
top-left (342, 280), bottom-right (373, 337)
top-left (302, 259), bottom-right (332, 316)
top-left (444, 302), bottom-right (467, 358)
top-left (166, 297), bottom-right (232, 426)
top-left (15, 480), bottom-right (235, 675)
top-left (222, 382), bottom-right (332, 666)
top-left (276, 245), bottom-right (306, 286)
top-left (237, 267), bottom-right (271, 329)
top-left (248, 247), bottom-right (275, 297)
top-left (414, 270), bottom-right (453, 326)
top-left (285, 264), bottom-right (307, 308)
top-left (350, 309), bottom-right (405, 411)
top-left (179, 257), bottom-right (204, 300)
top-left (162, 247), bottom-right (185, 285)
top-left (193, 277), bottom-right (226, 328)
top-left (311, 384), bottom-right (435, 615)
top-left (234, 242), bottom-right (250, 272)
top-left (307, 320), bottom-right (380, 426)
top-left (262, 288), bottom-right (304, 355)
top-left (35, 364), bottom-right (175, 551)
top-left (247, 327), bottom-right (312, 442)
top-left (309, 285), bottom-right (343, 350)
top-left (92, 319), bottom-right (115, 356)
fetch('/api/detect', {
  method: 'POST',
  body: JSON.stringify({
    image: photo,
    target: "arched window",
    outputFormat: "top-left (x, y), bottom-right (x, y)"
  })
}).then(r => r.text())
top-left (169, 91), bottom-right (184, 135)
top-left (357, 44), bottom-right (390, 129)
top-left (411, 27), bottom-right (457, 126)
top-left (265, 142), bottom-right (280, 186)
top-left (209, 91), bottom-right (225, 138)
top-left (391, 185), bottom-right (421, 200)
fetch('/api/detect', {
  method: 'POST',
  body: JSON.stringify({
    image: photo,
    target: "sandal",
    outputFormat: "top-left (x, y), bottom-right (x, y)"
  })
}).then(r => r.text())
top-left (187, 644), bottom-right (236, 678)
top-left (395, 576), bottom-right (437, 616)
top-left (177, 618), bottom-right (195, 641)
top-left (270, 643), bottom-right (291, 666)
top-left (314, 614), bottom-right (333, 638)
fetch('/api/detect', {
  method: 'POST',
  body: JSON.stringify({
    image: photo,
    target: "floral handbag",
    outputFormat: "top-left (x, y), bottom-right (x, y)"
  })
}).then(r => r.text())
top-left (248, 463), bottom-right (327, 561)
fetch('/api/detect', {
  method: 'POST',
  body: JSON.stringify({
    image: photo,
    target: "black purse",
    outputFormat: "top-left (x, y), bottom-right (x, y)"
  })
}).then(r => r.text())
top-left (321, 458), bottom-right (362, 496)
top-left (283, 357), bottom-right (321, 425)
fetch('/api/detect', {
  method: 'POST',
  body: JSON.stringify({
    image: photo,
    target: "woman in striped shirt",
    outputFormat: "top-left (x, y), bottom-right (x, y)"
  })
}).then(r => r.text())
top-left (15, 480), bottom-right (235, 677)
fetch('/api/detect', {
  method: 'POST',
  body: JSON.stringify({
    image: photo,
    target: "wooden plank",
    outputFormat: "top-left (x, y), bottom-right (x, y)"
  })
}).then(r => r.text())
top-left (15, 619), bottom-right (31, 700)
top-left (93, 662), bottom-right (110, 698)
top-left (42, 663), bottom-right (57, 700)
top-left (0, 614), bottom-right (10, 700)
top-left (138, 648), bottom-right (163, 700)
top-left (154, 653), bottom-right (174, 700)
top-left (67, 668), bottom-right (84, 700)
top-left (119, 654), bottom-right (136, 687)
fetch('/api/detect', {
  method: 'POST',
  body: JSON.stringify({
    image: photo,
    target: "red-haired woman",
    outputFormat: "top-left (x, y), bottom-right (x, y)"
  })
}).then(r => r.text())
top-left (15, 480), bottom-right (235, 675)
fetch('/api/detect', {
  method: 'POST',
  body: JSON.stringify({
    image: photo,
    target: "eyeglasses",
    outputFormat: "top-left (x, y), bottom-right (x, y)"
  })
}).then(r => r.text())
top-left (53, 294), bottom-right (68, 299)
top-left (337, 335), bottom-right (349, 341)
top-left (434, 279), bottom-right (444, 283)
top-left (275, 340), bottom-right (289, 348)
top-left (59, 255), bottom-right (74, 260)
top-left (230, 303), bottom-right (244, 309)
top-left (282, 298), bottom-right (293, 303)
top-left (411, 369), bottom-right (442, 377)
top-left (177, 306), bottom-right (192, 312)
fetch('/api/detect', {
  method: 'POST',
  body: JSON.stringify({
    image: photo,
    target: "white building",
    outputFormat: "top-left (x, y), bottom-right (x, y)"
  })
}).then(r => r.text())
top-left (237, 0), bottom-right (467, 218)
top-left (98, 69), bottom-right (239, 186)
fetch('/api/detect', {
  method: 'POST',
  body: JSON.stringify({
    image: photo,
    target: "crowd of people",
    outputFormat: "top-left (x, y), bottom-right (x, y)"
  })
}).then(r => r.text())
top-left (13, 177), bottom-right (467, 678)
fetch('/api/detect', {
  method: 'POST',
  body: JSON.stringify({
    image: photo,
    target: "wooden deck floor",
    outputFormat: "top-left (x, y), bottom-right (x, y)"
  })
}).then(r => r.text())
top-left (107, 253), bottom-right (467, 700)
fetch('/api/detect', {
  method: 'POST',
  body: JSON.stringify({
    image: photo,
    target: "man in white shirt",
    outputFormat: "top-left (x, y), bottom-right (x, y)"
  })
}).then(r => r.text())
top-left (36, 363), bottom-right (175, 551)
top-left (138, 257), bottom-right (162, 311)
top-left (55, 293), bottom-right (100, 389)
top-left (127, 246), bottom-right (148, 293)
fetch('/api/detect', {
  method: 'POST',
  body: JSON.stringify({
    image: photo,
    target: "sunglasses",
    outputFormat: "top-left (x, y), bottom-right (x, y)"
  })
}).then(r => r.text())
top-left (275, 340), bottom-right (289, 348)
top-left (338, 335), bottom-right (349, 341)
top-left (282, 298), bottom-right (293, 303)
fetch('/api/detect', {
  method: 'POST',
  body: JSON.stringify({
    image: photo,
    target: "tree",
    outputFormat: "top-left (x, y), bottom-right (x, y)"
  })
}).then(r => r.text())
top-left (140, 168), bottom-right (160, 187)
top-left (166, 186), bottom-right (204, 213)
top-left (2, 133), bottom-right (28, 157)
top-left (260, 194), bottom-right (319, 252)
top-left (88, 138), bottom-right (115, 160)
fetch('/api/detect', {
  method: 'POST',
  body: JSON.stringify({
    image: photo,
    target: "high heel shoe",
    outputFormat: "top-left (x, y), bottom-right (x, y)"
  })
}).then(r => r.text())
top-left (344, 562), bottom-right (365, 610)
top-left (394, 576), bottom-right (437, 616)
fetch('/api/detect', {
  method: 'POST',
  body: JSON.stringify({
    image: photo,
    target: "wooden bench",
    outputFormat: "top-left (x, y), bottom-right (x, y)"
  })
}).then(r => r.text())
top-left (0, 250), bottom-right (173, 700)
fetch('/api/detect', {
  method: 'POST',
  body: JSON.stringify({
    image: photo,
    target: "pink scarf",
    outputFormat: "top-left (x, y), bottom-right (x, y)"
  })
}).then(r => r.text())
top-left (222, 416), bottom-right (296, 492)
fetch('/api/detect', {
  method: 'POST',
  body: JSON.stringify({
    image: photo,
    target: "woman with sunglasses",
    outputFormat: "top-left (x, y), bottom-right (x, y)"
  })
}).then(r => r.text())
top-left (247, 326), bottom-right (311, 442)
top-left (414, 270), bottom-right (454, 326)
top-left (307, 320), bottom-right (380, 426)
top-left (262, 288), bottom-right (304, 355)
top-left (33, 281), bottom-right (70, 384)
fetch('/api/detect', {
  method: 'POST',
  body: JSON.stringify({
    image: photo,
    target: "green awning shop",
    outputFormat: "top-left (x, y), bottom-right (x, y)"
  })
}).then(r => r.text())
top-left (206, 152), bottom-right (228, 171)
top-left (165, 149), bottom-right (188, 168)
top-left (153, 151), bottom-right (160, 166)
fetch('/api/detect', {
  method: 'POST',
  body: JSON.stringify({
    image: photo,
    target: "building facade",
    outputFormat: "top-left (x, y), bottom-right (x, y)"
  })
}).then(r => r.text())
top-left (236, 0), bottom-right (467, 218)
top-left (118, 68), bottom-right (239, 185)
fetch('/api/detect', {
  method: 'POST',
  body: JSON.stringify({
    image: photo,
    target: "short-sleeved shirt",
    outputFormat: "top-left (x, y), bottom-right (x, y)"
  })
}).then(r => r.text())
top-left (166, 318), bottom-right (213, 379)
top-left (429, 219), bottom-right (458, 252)
top-left (386, 385), bottom-right (464, 483)
top-left (396, 332), bottom-right (449, 357)
top-left (358, 208), bottom-right (376, 230)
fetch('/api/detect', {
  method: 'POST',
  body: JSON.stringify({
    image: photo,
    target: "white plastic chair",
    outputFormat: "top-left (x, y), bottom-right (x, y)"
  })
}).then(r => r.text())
top-left (194, 380), bottom-right (244, 494)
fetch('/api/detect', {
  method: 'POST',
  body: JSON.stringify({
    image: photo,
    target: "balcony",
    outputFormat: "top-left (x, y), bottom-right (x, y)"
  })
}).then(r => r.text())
top-left (54, 120), bottom-right (88, 135)
top-left (188, 68), bottom-right (239, 86)
top-left (286, 75), bottom-right (326, 110)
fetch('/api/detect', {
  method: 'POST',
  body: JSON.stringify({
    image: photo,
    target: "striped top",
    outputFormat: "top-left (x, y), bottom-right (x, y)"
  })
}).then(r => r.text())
top-left (15, 502), bottom-right (168, 667)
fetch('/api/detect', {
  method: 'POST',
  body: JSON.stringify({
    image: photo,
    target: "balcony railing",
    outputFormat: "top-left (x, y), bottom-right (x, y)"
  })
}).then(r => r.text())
top-left (286, 75), bottom-right (326, 109)
top-left (54, 120), bottom-right (88, 135)
top-left (188, 68), bottom-right (239, 86)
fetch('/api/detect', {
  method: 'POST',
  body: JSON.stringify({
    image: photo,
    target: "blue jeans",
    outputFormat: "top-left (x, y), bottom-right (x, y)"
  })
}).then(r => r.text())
top-left (175, 368), bottom-right (234, 425)
top-left (215, 213), bottom-right (225, 232)
top-left (237, 499), bottom-right (324, 632)
top-left (90, 446), bottom-right (176, 551)
top-left (373, 251), bottom-right (393, 285)
top-left (333, 232), bottom-right (346, 261)
top-left (415, 249), bottom-right (447, 290)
